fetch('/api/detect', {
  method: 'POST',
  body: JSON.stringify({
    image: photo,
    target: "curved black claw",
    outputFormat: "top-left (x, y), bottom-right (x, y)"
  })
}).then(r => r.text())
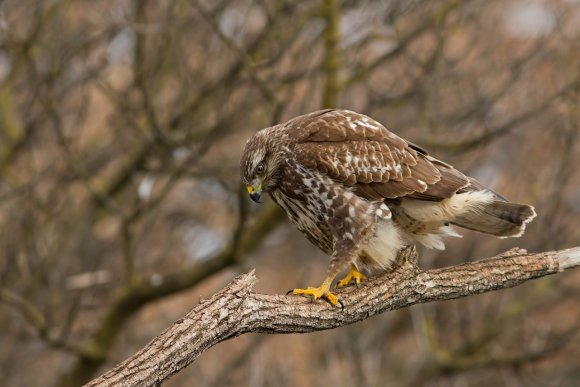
top-left (286, 289), bottom-right (294, 295)
top-left (338, 299), bottom-right (344, 312)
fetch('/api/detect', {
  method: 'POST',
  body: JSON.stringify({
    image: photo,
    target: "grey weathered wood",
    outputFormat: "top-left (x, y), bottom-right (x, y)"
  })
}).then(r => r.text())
top-left (85, 246), bottom-right (580, 387)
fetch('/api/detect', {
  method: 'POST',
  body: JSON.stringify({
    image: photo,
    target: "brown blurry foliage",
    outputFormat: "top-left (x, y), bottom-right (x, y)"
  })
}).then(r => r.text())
top-left (0, 1), bottom-right (579, 386)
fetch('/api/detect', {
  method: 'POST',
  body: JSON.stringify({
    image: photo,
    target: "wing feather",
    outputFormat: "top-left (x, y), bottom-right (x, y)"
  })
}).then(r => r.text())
top-left (289, 110), bottom-right (468, 201)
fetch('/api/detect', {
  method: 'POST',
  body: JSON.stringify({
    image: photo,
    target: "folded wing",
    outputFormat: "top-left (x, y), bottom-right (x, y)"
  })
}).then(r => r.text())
top-left (290, 110), bottom-right (469, 202)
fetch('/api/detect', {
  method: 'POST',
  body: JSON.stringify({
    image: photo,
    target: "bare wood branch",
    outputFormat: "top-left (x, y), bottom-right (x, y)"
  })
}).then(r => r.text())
top-left (86, 246), bottom-right (580, 387)
top-left (55, 202), bottom-right (284, 387)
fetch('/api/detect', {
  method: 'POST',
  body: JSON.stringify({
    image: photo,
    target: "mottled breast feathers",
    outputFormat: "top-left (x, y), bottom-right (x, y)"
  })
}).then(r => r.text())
top-left (285, 109), bottom-right (469, 202)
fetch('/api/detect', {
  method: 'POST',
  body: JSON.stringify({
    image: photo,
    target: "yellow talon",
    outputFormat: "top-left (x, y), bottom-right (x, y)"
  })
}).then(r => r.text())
top-left (292, 287), bottom-right (341, 306)
top-left (337, 265), bottom-right (366, 288)
top-left (290, 277), bottom-right (343, 309)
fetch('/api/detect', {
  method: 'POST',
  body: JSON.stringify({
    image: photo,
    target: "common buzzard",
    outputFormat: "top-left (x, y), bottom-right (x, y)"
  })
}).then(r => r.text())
top-left (240, 109), bottom-right (536, 307)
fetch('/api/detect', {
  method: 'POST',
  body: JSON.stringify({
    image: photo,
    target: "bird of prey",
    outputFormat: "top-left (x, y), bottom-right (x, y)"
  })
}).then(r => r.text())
top-left (240, 109), bottom-right (536, 307)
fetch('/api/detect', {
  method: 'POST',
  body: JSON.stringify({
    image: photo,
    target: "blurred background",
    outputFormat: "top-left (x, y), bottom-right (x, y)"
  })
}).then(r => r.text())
top-left (0, 0), bottom-right (579, 386)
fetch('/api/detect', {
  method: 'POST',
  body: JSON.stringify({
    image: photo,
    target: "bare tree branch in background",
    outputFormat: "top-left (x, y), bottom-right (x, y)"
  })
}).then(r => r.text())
top-left (321, 0), bottom-right (341, 108)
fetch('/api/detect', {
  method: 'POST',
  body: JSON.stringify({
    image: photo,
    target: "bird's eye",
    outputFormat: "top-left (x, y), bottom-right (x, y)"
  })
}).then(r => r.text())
top-left (256, 164), bottom-right (264, 174)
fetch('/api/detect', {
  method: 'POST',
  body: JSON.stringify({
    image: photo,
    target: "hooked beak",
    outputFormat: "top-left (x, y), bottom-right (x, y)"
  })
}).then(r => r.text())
top-left (247, 184), bottom-right (262, 203)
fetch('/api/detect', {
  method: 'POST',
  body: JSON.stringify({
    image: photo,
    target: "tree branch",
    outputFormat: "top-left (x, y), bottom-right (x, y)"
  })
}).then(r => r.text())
top-left (55, 203), bottom-right (284, 387)
top-left (86, 246), bottom-right (580, 387)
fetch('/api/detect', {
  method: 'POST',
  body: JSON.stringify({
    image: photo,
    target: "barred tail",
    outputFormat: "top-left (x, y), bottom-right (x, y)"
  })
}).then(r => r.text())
top-left (451, 200), bottom-right (536, 238)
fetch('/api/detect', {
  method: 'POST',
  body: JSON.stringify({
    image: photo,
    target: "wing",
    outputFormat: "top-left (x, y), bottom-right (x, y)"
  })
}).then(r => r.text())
top-left (289, 110), bottom-right (468, 201)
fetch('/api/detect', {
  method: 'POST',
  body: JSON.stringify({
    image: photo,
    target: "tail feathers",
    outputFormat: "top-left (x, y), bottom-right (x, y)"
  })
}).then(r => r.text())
top-left (451, 200), bottom-right (536, 238)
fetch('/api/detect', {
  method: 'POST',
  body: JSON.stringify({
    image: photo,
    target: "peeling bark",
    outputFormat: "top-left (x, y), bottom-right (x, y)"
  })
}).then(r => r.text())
top-left (86, 246), bottom-right (580, 387)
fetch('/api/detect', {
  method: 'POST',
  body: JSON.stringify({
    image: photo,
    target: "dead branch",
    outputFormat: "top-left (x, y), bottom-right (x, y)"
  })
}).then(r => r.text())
top-left (86, 246), bottom-right (580, 387)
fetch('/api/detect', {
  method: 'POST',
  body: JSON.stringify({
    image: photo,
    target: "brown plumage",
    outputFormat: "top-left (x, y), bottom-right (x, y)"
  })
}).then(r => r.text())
top-left (240, 109), bottom-right (536, 307)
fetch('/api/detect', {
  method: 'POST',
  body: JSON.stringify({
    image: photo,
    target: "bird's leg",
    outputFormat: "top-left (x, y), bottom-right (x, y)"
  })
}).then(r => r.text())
top-left (290, 252), bottom-right (353, 309)
top-left (336, 264), bottom-right (366, 288)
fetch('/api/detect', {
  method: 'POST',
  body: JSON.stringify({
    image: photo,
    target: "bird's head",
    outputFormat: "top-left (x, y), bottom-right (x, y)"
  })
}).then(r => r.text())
top-left (240, 131), bottom-right (283, 203)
